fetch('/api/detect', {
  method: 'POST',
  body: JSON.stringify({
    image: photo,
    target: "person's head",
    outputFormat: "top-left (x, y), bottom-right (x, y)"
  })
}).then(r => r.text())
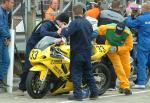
top-left (111, 0), bottom-right (120, 10)
top-left (130, 4), bottom-right (140, 15)
top-left (141, 2), bottom-right (150, 13)
top-left (89, 2), bottom-right (99, 9)
top-left (49, 0), bottom-right (60, 11)
top-left (2, 0), bottom-right (14, 11)
top-left (55, 12), bottom-right (69, 27)
top-left (72, 3), bottom-right (86, 16)
top-left (115, 22), bottom-right (126, 35)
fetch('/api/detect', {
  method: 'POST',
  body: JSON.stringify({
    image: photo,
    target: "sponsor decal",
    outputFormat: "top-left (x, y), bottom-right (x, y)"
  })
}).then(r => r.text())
top-left (51, 60), bottom-right (62, 64)
top-left (53, 66), bottom-right (63, 75)
top-left (145, 21), bottom-right (150, 24)
top-left (96, 45), bottom-right (106, 53)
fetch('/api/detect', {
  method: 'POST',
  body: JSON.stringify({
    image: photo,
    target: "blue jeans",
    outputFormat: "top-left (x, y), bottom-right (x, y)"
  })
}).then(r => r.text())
top-left (0, 38), bottom-right (10, 81)
top-left (137, 45), bottom-right (150, 85)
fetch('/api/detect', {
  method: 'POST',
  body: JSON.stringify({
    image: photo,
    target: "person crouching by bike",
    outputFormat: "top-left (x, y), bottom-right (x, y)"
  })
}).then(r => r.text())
top-left (125, 2), bottom-right (150, 89)
top-left (18, 13), bottom-right (69, 95)
top-left (97, 22), bottom-right (133, 95)
top-left (57, 3), bottom-right (98, 101)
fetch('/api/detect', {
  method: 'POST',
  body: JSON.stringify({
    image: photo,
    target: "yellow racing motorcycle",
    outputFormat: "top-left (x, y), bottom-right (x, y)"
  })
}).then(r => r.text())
top-left (26, 36), bottom-right (111, 99)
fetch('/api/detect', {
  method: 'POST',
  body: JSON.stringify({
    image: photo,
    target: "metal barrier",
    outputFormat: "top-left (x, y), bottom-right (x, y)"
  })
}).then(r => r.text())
top-left (7, 29), bottom-right (15, 93)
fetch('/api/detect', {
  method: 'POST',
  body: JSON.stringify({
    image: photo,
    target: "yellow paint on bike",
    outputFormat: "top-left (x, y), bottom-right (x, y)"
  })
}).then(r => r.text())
top-left (52, 81), bottom-right (73, 94)
top-left (91, 45), bottom-right (111, 61)
top-left (59, 45), bottom-right (70, 58)
top-left (40, 71), bottom-right (48, 81)
top-left (30, 65), bottom-right (47, 71)
top-left (30, 65), bottom-right (48, 81)
top-left (28, 41), bottom-right (111, 97)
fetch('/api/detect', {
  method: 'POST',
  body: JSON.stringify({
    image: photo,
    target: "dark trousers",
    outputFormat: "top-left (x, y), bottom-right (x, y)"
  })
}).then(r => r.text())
top-left (70, 51), bottom-right (98, 97)
top-left (19, 43), bottom-right (34, 91)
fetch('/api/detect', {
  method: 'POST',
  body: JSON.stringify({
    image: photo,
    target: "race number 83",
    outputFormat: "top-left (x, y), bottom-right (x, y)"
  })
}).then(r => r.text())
top-left (31, 50), bottom-right (38, 60)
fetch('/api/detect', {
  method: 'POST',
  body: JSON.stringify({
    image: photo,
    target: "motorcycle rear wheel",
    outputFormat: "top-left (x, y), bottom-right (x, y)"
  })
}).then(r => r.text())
top-left (26, 71), bottom-right (50, 99)
top-left (92, 62), bottom-right (111, 95)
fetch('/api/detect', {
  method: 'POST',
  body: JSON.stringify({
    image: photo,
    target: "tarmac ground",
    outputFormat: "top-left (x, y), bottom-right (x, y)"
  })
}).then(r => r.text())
top-left (0, 81), bottom-right (150, 103)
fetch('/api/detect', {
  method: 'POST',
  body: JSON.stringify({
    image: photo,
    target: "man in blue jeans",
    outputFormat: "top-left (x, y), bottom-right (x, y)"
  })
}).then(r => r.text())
top-left (126, 2), bottom-right (150, 89)
top-left (0, 0), bottom-right (14, 88)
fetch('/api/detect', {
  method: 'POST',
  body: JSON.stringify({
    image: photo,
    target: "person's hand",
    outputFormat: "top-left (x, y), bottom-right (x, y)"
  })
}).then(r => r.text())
top-left (55, 38), bottom-right (64, 45)
top-left (57, 28), bottom-right (62, 35)
top-left (4, 38), bottom-right (11, 46)
top-left (109, 46), bottom-right (117, 53)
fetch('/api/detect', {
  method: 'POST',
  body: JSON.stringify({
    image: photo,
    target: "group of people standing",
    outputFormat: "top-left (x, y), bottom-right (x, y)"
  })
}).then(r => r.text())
top-left (0, 0), bottom-right (150, 102)
top-left (86, 0), bottom-right (150, 91)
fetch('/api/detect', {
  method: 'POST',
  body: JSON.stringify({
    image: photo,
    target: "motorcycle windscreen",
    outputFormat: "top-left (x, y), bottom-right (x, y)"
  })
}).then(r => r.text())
top-left (35, 36), bottom-right (61, 50)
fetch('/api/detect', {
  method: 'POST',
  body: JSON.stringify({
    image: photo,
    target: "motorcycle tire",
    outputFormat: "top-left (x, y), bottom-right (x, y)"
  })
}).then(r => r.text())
top-left (26, 71), bottom-right (50, 99)
top-left (92, 62), bottom-right (111, 95)
top-left (133, 66), bottom-right (150, 85)
top-left (145, 67), bottom-right (150, 84)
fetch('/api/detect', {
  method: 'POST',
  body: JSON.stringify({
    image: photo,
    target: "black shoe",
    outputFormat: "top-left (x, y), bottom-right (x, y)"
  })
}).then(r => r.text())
top-left (68, 95), bottom-right (83, 101)
top-left (118, 88), bottom-right (132, 95)
top-left (124, 88), bottom-right (132, 95)
top-left (0, 80), bottom-right (9, 88)
top-left (118, 88), bottom-right (124, 94)
top-left (89, 93), bottom-right (98, 100)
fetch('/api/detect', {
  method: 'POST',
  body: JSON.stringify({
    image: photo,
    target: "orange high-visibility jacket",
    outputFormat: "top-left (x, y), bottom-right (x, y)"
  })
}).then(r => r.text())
top-left (45, 7), bottom-right (56, 20)
top-left (86, 8), bottom-right (101, 19)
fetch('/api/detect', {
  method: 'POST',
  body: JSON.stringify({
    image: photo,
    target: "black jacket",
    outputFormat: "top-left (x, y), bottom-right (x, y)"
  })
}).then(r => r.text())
top-left (27, 20), bottom-right (58, 46)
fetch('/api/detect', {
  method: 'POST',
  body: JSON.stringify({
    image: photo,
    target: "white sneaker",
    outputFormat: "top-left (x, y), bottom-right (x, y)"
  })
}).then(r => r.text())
top-left (108, 88), bottom-right (117, 91)
top-left (132, 85), bottom-right (146, 89)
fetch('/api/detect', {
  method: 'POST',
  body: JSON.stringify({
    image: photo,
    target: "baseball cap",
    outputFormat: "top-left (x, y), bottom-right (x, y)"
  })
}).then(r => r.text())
top-left (115, 22), bottom-right (126, 35)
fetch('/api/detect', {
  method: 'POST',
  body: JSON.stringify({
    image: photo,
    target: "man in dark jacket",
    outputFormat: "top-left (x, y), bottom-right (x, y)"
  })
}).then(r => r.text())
top-left (58, 4), bottom-right (98, 101)
top-left (18, 13), bottom-right (69, 94)
top-left (0, 0), bottom-right (14, 88)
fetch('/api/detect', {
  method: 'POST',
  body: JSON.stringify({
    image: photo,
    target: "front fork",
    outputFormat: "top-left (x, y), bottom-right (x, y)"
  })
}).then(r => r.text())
top-left (39, 68), bottom-right (49, 90)
top-left (30, 65), bottom-right (49, 90)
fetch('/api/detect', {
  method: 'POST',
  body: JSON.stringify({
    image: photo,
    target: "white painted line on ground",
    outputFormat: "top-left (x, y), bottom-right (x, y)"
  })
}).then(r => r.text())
top-left (98, 89), bottom-right (150, 99)
top-left (59, 101), bottom-right (74, 103)
top-left (133, 89), bottom-right (150, 94)
top-left (58, 90), bottom-right (150, 103)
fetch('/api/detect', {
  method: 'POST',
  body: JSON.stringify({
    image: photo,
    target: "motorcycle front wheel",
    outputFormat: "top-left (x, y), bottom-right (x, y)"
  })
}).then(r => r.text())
top-left (92, 62), bottom-right (111, 95)
top-left (26, 71), bottom-right (50, 99)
